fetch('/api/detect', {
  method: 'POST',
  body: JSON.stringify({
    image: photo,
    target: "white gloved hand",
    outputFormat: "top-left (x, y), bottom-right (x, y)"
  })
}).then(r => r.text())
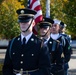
top-left (16, 73), bottom-right (21, 75)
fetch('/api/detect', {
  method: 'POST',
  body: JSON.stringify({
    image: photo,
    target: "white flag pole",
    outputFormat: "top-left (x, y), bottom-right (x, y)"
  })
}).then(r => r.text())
top-left (46, 0), bottom-right (50, 18)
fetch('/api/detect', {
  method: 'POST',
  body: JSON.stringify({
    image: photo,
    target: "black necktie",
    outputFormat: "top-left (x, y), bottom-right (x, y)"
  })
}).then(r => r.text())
top-left (23, 37), bottom-right (26, 45)
top-left (43, 38), bottom-right (46, 42)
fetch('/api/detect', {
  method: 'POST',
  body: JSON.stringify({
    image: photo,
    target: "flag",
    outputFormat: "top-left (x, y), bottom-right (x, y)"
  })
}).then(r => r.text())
top-left (27, 0), bottom-right (43, 34)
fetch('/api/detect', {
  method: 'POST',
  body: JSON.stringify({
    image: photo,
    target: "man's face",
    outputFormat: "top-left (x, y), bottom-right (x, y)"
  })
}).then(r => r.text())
top-left (19, 19), bottom-right (34, 32)
top-left (59, 26), bottom-right (65, 33)
top-left (51, 24), bottom-right (60, 34)
top-left (40, 27), bottom-right (50, 36)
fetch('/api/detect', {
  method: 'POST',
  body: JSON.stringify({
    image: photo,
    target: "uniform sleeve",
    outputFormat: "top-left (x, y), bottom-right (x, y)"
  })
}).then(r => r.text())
top-left (50, 42), bottom-right (64, 75)
top-left (2, 41), bottom-right (13, 75)
top-left (55, 43), bottom-right (64, 65)
top-left (38, 44), bottom-right (51, 75)
top-left (66, 36), bottom-right (73, 54)
top-left (63, 38), bottom-right (71, 63)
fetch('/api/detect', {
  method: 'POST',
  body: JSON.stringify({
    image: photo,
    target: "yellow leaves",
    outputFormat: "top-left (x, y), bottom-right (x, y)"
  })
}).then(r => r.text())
top-left (0, 0), bottom-right (25, 39)
top-left (64, 0), bottom-right (68, 2)
top-left (2, 1), bottom-right (9, 11)
top-left (1, 0), bottom-right (24, 16)
top-left (2, 0), bottom-right (24, 10)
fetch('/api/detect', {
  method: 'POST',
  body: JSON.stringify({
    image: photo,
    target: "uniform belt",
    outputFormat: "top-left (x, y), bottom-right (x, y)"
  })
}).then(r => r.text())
top-left (51, 63), bottom-right (63, 66)
top-left (13, 69), bottom-right (39, 75)
top-left (56, 69), bottom-right (64, 73)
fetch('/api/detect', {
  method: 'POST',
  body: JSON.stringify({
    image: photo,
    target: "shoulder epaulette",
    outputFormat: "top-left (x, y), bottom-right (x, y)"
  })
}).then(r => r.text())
top-left (54, 39), bottom-right (60, 43)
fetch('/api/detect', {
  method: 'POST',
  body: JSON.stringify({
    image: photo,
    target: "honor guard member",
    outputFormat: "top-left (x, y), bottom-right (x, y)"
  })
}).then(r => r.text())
top-left (51, 19), bottom-right (71, 74)
top-left (39, 17), bottom-right (64, 75)
top-left (59, 21), bottom-right (72, 44)
top-left (2, 8), bottom-right (51, 75)
top-left (59, 21), bottom-right (72, 75)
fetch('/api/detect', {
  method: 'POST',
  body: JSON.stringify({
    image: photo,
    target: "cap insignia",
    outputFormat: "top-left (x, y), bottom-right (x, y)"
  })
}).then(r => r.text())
top-left (20, 10), bottom-right (24, 14)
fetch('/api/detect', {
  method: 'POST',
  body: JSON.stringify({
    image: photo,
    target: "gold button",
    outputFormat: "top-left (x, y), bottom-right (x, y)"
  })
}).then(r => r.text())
top-left (13, 53), bottom-right (15, 55)
top-left (21, 54), bottom-right (24, 57)
top-left (32, 54), bottom-right (34, 56)
top-left (20, 68), bottom-right (23, 71)
top-left (49, 41), bottom-right (52, 44)
top-left (31, 38), bottom-right (34, 41)
top-left (20, 61), bottom-right (23, 64)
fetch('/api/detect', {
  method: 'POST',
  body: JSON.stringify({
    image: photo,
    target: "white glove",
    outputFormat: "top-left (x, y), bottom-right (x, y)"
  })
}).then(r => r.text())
top-left (16, 73), bottom-right (21, 75)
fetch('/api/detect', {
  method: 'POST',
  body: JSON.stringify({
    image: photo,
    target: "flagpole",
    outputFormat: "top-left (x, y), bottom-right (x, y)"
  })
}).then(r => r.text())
top-left (27, 0), bottom-right (30, 8)
top-left (45, 0), bottom-right (50, 18)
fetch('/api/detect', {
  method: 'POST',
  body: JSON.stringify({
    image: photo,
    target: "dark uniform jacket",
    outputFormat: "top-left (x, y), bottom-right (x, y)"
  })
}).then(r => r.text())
top-left (47, 37), bottom-right (63, 64)
top-left (56, 34), bottom-right (71, 63)
top-left (61, 33), bottom-right (72, 70)
top-left (2, 34), bottom-right (51, 75)
top-left (46, 37), bottom-right (64, 75)
top-left (61, 34), bottom-right (70, 43)
top-left (61, 33), bottom-right (72, 54)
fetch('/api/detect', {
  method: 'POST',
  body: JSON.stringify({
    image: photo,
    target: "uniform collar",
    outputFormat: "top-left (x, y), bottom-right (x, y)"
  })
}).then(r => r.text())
top-left (51, 33), bottom-right (59, 40)
top-left (62, 32), bottom-right (65, 34)
top-left (43, 36), bottom-right (50, 44)
top-left (21, 32), bottom-right (33, 43)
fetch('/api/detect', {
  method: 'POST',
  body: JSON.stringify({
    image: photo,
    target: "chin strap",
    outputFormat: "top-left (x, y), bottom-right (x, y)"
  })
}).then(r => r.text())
top-left (41, 27), bottom-right (50, 37)
top-left (22, 18), bottom-right (34, 32)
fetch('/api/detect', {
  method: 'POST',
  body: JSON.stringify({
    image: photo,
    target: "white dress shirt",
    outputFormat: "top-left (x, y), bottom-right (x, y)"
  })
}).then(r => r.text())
top-left (51, 33), bottom-right (59, 40)
top-left (44, 36), bottom-right (50, 44)
top-left (21, 32), bottom-right (33, 44)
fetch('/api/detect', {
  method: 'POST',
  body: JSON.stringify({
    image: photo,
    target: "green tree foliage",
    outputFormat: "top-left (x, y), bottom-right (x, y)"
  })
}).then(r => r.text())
top-left (0, 0), bottom-right (4, 4)
top-left (0, 0), bottom-right (76, 39)
top-left (0, 0), bottom-right (24, 39)
top-left (41, 0), bottom-right (76, 38)
top-left (62, 0), bottom-right (76, 38)
top-left (18, 0), bottom-right (27, 7)
top-left (10, 0), bottom-right (76, 39)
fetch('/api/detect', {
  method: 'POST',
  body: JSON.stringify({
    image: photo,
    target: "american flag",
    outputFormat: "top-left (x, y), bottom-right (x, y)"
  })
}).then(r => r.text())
top-left (27, 0), bottom-right (43, 34)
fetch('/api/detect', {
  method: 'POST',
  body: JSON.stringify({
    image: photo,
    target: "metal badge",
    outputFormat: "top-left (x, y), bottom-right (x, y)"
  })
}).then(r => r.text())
top-left (20, 10), bottom-right (24, 14)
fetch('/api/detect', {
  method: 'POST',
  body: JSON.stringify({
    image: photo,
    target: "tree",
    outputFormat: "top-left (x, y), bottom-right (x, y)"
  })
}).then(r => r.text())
top-left (0, 0), bottom-right (76, 39)
top-left (62, 0), bottom-right (76, 38)
top-left (0, 0), bottom-right (24, 39)
top-left (0, 0), bottom-right (4, 4)
top-left (44, 0), bottom-right (76, 38)
top-left (18, 0), bottom-right (76, 38)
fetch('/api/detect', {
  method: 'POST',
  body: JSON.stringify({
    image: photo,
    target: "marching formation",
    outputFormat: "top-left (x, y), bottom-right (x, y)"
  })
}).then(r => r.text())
top-left (2, 8), bottom-right (72, 75)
